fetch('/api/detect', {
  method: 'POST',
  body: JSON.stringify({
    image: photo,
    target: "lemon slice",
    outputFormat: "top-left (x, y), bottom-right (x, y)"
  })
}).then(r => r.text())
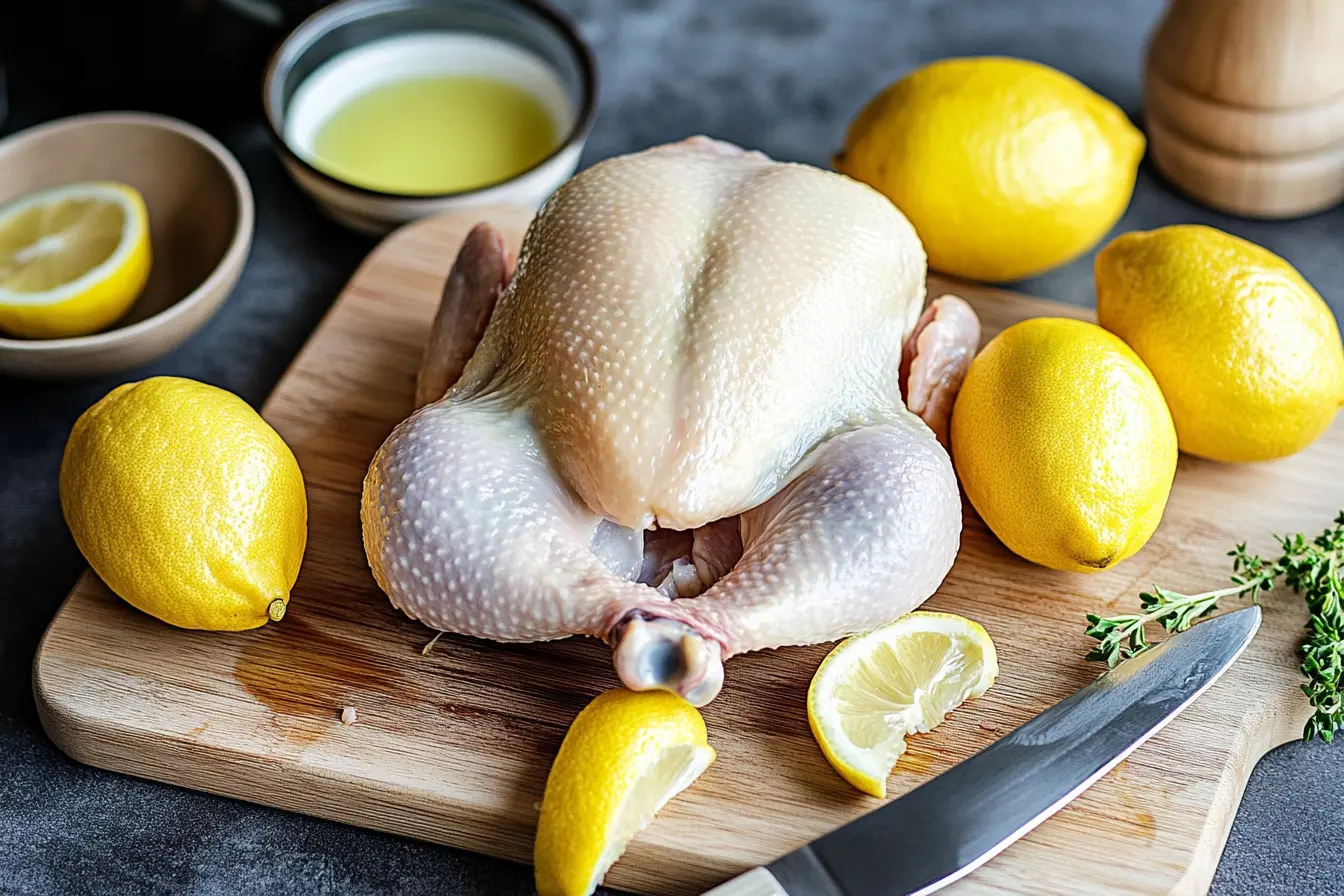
top-left (808, 611), bottom-right (998, 798)
top-left (534, 689), bottom-right (716, 896)
top-left (0, 182), bottom-right (151, 339)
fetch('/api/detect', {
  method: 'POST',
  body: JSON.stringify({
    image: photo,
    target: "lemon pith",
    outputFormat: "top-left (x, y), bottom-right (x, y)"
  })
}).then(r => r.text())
top-left (808, 612), bottom-right (998, 798)
top-left (837, 56), bottom-right (1143, 283)
top-left (950, 317), bottom-right (1177, 573)
top-left (0, 182), bottom-right (152, 339)
top-left (534, 689), bottom-right (715, 896)
top-left (1096, 225), bottom-right (1344, 462)
top-left (60, 377), bottom-right (307, 630)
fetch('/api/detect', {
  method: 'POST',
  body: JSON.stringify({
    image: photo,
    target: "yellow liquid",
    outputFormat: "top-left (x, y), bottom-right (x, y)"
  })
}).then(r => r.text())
top-left (311, 75), bottom-right (559, 195)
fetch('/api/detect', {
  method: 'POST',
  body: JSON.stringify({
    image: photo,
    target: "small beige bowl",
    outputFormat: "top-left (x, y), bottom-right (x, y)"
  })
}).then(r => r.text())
top-left (0, 112), bottom-right (254, 379)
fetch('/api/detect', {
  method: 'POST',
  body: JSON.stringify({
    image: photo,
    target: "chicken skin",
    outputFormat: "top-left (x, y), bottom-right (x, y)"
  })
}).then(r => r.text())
top-left (362, 138), bottom-right (979, 705)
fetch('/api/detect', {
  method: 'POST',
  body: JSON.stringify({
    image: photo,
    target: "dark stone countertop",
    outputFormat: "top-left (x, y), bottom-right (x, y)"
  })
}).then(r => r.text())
top-left (2, 1), bottom-right (1342, 893)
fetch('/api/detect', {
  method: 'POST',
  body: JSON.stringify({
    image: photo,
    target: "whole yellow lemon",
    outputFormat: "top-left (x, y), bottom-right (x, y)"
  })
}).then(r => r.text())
top-left (60, 377), bottom-right (307, 630)
top-left (837, 57), bottom-right (1144, 283)
top-left (950, 318), bottom-right (1177, 573)
top-left (1096, 225), bottom-right (1344, 462)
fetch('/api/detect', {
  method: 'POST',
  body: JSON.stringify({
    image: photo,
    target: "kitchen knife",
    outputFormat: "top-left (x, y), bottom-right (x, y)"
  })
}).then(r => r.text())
top-left (703, 604), bottom-right (1261, 896)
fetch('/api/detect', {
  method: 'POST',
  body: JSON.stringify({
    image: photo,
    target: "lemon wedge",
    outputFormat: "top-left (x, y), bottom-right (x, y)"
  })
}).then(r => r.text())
top-left (808, 611), bottom-right (998, 798)
top-left (0, 181), bottom-right (151, 339)
top-left (534, 689), bottom-right (716, 896)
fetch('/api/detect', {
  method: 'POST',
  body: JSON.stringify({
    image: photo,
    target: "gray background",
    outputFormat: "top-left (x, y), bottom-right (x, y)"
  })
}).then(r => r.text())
top-left (2, 0), bottom-right (1342, 893)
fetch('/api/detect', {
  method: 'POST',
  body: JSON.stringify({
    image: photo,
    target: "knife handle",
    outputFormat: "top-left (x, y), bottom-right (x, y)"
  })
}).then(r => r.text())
top-left (701, 867), bottom-right (788, 895)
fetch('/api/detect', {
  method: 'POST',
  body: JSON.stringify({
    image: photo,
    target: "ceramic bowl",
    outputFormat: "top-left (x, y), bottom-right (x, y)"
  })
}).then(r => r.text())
top-left (264, 0), bottom-right (597, 234)
top-left (0, 112), bottom-right (254, 379)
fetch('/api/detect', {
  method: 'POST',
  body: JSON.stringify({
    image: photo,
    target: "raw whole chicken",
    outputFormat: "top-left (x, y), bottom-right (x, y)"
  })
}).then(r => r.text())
top-left (362, 138), bottom-right (979, 705)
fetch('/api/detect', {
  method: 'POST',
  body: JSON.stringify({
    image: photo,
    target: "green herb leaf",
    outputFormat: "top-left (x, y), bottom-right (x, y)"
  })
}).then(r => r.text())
top-left (1081, 512), bottom-right (1344, 743)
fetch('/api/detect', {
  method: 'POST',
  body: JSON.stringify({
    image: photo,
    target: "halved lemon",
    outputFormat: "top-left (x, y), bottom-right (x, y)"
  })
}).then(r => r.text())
top-left (0, 182), bottom-right (151, 339)
top-left (808, 611), bottom-right (999, 798)
top-left (534, 689), bottom-right (716, 896)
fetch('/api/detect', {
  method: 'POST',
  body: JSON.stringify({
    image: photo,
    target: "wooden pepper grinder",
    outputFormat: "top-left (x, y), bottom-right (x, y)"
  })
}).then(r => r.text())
top-left (1144, 0), bottom-right (1344, 217)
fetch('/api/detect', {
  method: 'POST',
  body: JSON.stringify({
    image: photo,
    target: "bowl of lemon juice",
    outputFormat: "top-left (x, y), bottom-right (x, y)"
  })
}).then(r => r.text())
top-left (265, 0), bottom-right (595, 233)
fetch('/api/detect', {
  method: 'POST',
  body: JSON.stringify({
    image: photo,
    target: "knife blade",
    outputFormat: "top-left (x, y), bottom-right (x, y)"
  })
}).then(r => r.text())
top-left (703, 604), bottom-right (1261, 896)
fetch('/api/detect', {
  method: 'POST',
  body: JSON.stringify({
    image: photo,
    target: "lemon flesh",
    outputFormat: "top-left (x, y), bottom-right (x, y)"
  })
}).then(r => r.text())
top-left (1096, 225), bottom-right (1344, 462)
top-left (808, 612), bottom-right (998, 798)
top-left (60, 377), bottom-right (307, 630)
top-left (534, 689), bottom-right (715, 896)
top-left (837, 57), bottom-right (1143, 283)
top-left (0, 182), bottom-right (152, 339)
top-left (950, 317), bottom-right (1177, 573)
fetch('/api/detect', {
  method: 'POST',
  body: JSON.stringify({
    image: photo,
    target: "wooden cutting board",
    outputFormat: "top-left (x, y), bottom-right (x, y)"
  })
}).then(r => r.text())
top-left (35, 208), bottom-right (1339, 896)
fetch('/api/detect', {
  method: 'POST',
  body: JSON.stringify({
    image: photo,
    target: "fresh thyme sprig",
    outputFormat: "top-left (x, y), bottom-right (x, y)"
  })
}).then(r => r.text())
top-left (1283, 517), bottom-right (1344, 741)
top-left (1083, 512), bottom-right (1344, 743)
top-left (1083, 545), bottom-right (1278, 668)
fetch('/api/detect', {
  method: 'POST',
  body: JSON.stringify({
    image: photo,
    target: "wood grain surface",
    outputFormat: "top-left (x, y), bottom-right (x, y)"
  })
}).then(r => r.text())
top-left (35, 208), bottom-right (1339, 896)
